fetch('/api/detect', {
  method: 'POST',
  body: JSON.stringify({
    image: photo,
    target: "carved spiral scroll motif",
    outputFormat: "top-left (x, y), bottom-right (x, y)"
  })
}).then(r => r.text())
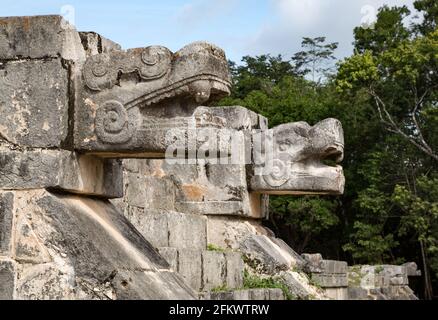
top-left (95, 100), bottom-right (134, 144)
top-left (83, 46), bottom-right (172, 91)
top-left (263, 159), bottom-right (289, 187)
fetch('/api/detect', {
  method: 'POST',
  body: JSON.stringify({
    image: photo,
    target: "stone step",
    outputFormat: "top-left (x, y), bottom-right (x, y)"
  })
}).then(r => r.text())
top-left (157, 247), bottom-right (244, 293)
top-left (201, 288), bottom-right (285, 300)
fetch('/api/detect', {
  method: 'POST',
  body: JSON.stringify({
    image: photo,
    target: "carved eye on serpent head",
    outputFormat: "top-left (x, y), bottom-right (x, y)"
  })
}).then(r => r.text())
top-left (95, 100), bottom-right (135, 145)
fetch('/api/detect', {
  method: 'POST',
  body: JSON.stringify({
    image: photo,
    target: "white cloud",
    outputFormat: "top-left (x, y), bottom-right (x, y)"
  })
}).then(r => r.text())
top-left (176, 0), bottom-right (237, 29)
top-left (243, 0), bottom-right (416, 61)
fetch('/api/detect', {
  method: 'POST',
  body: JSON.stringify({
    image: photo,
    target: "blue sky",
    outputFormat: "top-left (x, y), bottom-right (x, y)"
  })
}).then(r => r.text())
top-left (2, 0), bottom-right (416, 63)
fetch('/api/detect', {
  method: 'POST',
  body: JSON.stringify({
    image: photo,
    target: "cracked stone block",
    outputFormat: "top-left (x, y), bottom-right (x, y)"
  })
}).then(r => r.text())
top-left (202, 251), bottom-right (226, 291)
top-left (0, 259), bottom-right (15, 300)
top-left (158, 247), bottom-right (178, 271)
top-left (0, 192), bottom-right (14, 256)
top-left (0, 59), bottom-right (69, 148)
top-left (178, 248), bottom-right (202, 292)
top-left (168, 213), bottom-right (207, 250)
top-left (225, 252), bottom-right (244, 289)
top-left (0, 15), bottom-right (85, 61)
top-left (0, 150), bottom-right (123, 198)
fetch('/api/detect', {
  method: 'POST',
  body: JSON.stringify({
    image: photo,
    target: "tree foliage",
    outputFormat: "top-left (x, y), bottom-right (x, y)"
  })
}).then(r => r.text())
top-left (220, 1), bottom-right (437, 299)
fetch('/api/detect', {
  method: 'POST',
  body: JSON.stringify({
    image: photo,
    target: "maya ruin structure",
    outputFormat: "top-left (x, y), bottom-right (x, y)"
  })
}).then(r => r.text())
top-left (0, 15), bottom-right (421, 300)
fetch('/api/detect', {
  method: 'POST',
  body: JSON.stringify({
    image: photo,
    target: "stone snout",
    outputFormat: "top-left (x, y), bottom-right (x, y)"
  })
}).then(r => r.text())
top-left (250, 118), bottom-right (345, 195)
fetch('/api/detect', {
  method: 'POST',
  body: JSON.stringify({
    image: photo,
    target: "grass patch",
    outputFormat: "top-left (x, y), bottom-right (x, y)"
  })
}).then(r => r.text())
top-left (211, 284), bottom-right (230, 293)
top-left (207, 244), bottom-right (226, 252)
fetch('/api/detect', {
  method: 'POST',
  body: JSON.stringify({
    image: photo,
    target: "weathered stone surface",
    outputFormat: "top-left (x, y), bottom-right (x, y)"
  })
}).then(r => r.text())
top-left (403, 262), bottom-right (421, 277)
top-left (202, 251), bottom-right (226, 291)
top-left (0, 192), bottom-right (14, 256)
top-left (268, 288), bottom-right (285, 300)
top-left (7, 189), bottom-right (195, 299)
top-left (206, 216), bottom-right (270, 250)
top-left (278, 271), bottom-right (325, 300)
top-left (250, 118), bottom-right (345, 195)
top-left (325, 288), bottom-right (348, 300)
top-left (178, 248), bottom-right (202, 292)
top-left (143, 177), bottom-right (175, 211)
top-left (0, 59), bottom-right (69, 148)
top-left (225, 252), bottom-right (244, 289)
top-left (240, 235), bottom-right (294, 274)
top-left (207, 288), bottom-right (284, 301)
top-left (249, 289), bottom-right (269, 300)
top-left (79, 32), bottom-right (122, 57)
top-left (158, 247), bottom-right (178, 271)
top-left (0, 259), bottom-right (15, 300)
top-left (0, 15), bottom-right (85, 61)
top-left (168, 213), bottom-right (207, 250)
top-left (131, 212), bottom-right (169, 248)
top-left (0, 149), bottom-right (123, 198)
top-left (311, 274), bottom-right (348, 288)
top-left (74, 43), bottom-right (231, 155)
top-left (348, 287), bottom-right (368, 300)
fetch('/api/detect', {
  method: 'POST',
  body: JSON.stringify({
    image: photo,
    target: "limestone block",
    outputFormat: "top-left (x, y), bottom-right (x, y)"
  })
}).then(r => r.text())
top-left (158, 247), bottom-right (178, 271)
top-left (347, 287), bottom-right (368, 300)
top-left (0, 59), bottom-right (69, 148)
top-left (129, 212), bottom-right (169, 248)
top-left (0, 259), bottom-right (15, 300)
top-left (178, 248), bottom-right (202, 292)
top-left (311, 273), bottom-right (348, 288)
top-left (0, 192), bottom-right (14, 256)
top-left (321, 260), bottom-right (348, 274)
top-left (168, 213), bottom-right (207, 250)
top-left (206, 216), bottom-right (269, 250)
top-left (249, 289), bottom-right (269, 300)
top-left (143, 176), bottom-right (175, 211)
top-left (225, 252), bottom-right (244, 289)
top-left (1, 190), bottom-right (195, 299)
top-left (240, 235), bottom-right (293, 274)
top-left (233, 290), bottom-right (251, 300)
top-left (0, 149), bottom-right (123, 198)
top-left (124, 173), bottom-right (146, 207)
top-left (302, 253), bottom-right (324, 273)
top-left (208, 291), bottom-right (234, 300)
top-left (268, 288), bottom-right (285, 300)
top-left (202, 251), bottom-right (226, 291)
top-left (0, 15), bottom-right (85, 61)
top-left (325, 287), bottom-right (348, 300)
top-left (79, 32), bottom-right (122, 57)
top-left (175, 201), bottom-right (246, 216)
top-left (271, 238), bottom-right (306, 269)
top-left (278, 271), bottom-right (324, 300)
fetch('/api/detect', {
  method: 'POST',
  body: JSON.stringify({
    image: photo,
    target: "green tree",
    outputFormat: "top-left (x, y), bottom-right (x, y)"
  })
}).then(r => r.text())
top-left (292, 37), bottom-right (338, 83)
